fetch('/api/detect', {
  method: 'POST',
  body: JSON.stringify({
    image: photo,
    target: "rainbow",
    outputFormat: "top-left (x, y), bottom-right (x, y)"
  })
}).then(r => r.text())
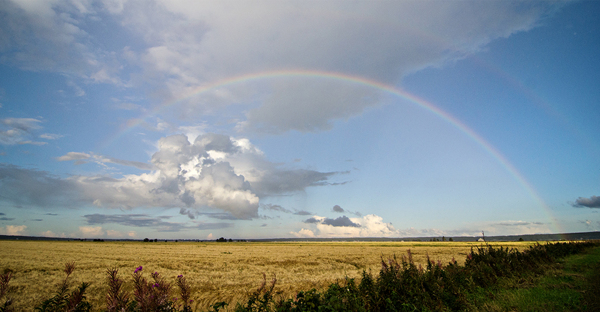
top-left (106, 69), bottom-right (562, 234)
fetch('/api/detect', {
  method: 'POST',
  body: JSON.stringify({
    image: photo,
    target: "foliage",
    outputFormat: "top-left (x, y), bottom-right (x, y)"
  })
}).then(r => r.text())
top-left (0, 269), bottom-right (14, 312)
top-left (232, 240), bottom-right (598, 312)
top-left (1, 240), bottom-right (597, 311)
top-left (34, 262), bottom-right (92, 312)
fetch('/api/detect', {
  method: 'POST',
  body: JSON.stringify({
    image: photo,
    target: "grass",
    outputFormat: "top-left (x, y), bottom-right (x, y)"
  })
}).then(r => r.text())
top-left (470, 244), bottom-right (600, 311)
top-left (0, 240), bottom-right (537, 311)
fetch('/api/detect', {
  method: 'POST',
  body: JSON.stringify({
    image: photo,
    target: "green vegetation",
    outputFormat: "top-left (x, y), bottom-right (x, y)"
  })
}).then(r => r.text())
top-left (469, 243), bottom-right (600, 311)
top-left (1, 241), bottom-right (598, 311)
top-left (228, 241), bottom-right (599, 312)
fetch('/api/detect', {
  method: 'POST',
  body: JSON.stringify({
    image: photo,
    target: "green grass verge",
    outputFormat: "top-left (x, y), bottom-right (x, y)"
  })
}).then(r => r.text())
top-left (470, 245), bottom-right (600, 311)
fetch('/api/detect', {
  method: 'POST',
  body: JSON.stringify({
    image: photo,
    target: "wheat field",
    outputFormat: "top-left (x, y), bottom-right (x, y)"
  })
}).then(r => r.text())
top-left (0, 240), bottom-right (537, 311)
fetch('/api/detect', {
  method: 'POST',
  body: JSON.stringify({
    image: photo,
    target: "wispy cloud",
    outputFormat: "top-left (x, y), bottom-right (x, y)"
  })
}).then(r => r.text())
top-left (0, 118), bottom-right (46, 145)
top-left (56, 151), bottom-right (152, 170)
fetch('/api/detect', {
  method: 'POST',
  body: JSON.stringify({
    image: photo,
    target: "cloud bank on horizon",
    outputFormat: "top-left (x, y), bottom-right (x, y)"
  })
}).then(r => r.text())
top-left (0, 0), bottom-right (598, 239)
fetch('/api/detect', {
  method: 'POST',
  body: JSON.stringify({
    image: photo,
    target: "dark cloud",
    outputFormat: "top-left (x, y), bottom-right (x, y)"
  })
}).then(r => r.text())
top-left (573, 196), bottom-right (600, 208)
top-left (179, 208), bottom-right (196, 219)
top-left (329, 181), bottom-right (350, 186)
top-left (45, 213), bottom-right (58, 216)
top-left (0, 213), bottom-right (4, 215)
top-left (261, 223), bottom-right (267, 227)
top-left (0, 217), bottom-right (15, 221)
top-left (262, 204), bottom-right (292, 213)
top-left (294, 210), bottom-right (312, 216)
top-left (83, 213), bottom-right (206, 232)
top-left (332, 205), bottom-right (344, 213)
top-left (195, 133), bottom-right (239, 154)
top-left (0, 164), bottom-right (82, 208)
top-left (322, 216), bottom-right (361, 227)
top-left (304, 217), bottom-right (321, 224)
top-left (305, 215), bottom-right (360, 227)
top-left (31, 219), bottom-right (43, 221)
top-left (251, 169), bottom-right (337, 196)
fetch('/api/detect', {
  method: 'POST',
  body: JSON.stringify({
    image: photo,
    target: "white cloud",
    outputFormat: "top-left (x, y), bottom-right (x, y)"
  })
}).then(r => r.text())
top-left (109, 0), bottom-right (562, 133)
top-left (41, 230), bottom-right (56, 237)
top-left (0, 1), bottom-right (564, 135)
top-left (79, 226), bottom-right (104, 238)
top-left (52, 133), bottom-right (338, 219)
top-left (106, 229), bottom-right (124, 238)
top-left (39, 133), bottom-right (63, 140)
top-left (290, 228), bottom-right (315, 238)
top-left (1, 225), bottom-right (27, 236)
top-left (299, 214), bottom-right (399, 238)
top-left (297, 214), bottom-right (456, 238)
top-left (207, 233), bottom-right (213, 239)
top-left (56, 152), bottom-right (91, 161)
top-left (0, 0), bottom-right (123, 84)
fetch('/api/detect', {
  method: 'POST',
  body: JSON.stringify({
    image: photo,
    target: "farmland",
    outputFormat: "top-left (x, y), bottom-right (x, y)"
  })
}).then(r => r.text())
top-left (0, 240), bottom-right (538, 311)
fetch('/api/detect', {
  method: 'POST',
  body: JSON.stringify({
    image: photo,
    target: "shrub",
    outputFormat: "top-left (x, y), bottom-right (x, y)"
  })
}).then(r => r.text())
top-left (0, 269), bottom-right (14, 312)
top-left (35, 262), bottom-right (92, 312)
top-left (7, 240), bottom-right (599, 312)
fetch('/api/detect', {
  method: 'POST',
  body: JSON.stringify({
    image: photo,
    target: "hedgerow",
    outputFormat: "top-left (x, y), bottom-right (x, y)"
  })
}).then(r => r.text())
top-left (0, 240), bottom-right (597, 311)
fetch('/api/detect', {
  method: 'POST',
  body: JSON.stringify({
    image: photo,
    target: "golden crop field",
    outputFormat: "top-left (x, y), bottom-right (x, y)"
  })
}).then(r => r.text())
top-left (0, 240), bottom-right (538, 311)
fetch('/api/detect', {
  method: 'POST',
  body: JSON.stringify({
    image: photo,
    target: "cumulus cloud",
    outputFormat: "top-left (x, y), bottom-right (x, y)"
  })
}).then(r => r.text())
top-left (79, 226), bottom-right (104, 238)
top-left (296, 214), bottom-right (399, 238)
top-left (573, 196), bottom-right (600, 208)
top-left (0, 225), bottom-right (27, 236)
top-left (71, 133), bottom-right (338, 218)
top-left (291, 228), bottom-right (315, 238)
top-left (40, 230), bottom-right (57, 238)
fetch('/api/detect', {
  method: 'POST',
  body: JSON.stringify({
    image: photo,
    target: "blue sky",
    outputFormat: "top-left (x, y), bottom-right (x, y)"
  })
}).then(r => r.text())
top-left (0, 0), bottom-right (599, 239)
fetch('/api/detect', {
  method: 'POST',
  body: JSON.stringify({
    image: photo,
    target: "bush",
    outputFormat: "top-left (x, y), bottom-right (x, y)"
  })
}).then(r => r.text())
top-left (2, 240), bottom-right (597, 311)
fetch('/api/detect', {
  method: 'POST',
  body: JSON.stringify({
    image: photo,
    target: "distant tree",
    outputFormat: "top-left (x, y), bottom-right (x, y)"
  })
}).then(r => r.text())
top-left (228, 238), bottom-right (233, 242)
top-left (442, 236), bottom-right (446, 241)
top-left (154, 239), bottom-right (158, 242)
top-left (519, 237), bottom-right (524, 241)
top-left (216, 237), bottom-right (227, 242)
top-left (143, 238), bottom-right (149, 242)
top-left (449, 237), bottom-right (454, 242)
